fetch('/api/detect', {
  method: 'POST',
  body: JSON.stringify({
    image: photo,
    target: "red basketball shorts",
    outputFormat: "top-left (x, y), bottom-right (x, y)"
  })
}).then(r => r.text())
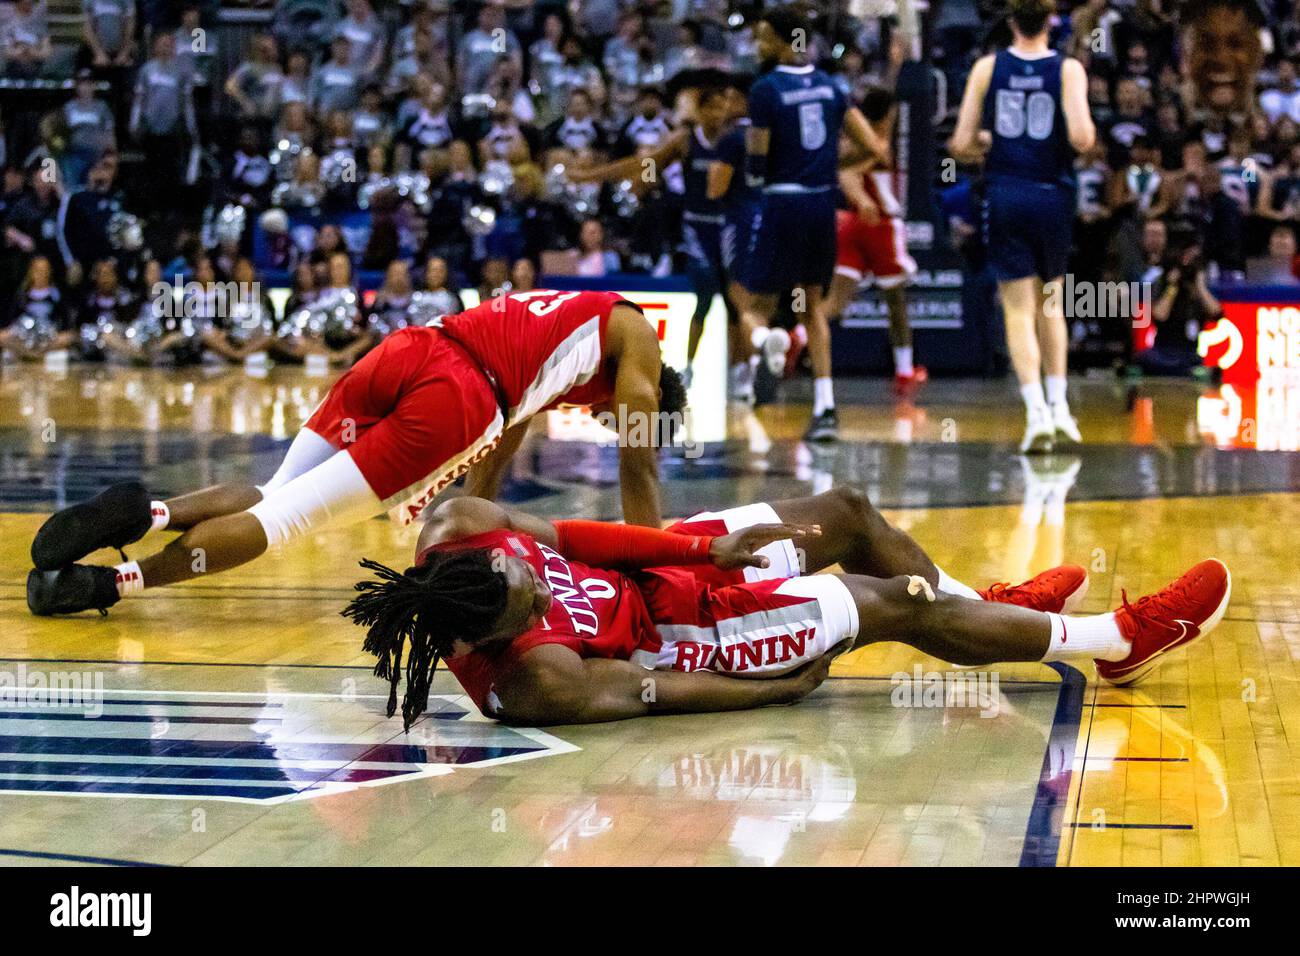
top-left (834, 209), bottom-right (917, 288)
top-left (630, 504), bottom-right (861, 676)
top-left (304, 327), bottom-right (504, 525)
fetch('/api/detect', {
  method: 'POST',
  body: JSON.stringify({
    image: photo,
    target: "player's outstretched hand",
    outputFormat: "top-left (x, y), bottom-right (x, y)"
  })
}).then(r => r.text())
top-left (708, 523), bottom-right (821, 571)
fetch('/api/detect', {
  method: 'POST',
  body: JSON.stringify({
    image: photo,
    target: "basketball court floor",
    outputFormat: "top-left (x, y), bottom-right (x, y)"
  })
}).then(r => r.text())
top-left (0, 363), bottom-right (1296, 866)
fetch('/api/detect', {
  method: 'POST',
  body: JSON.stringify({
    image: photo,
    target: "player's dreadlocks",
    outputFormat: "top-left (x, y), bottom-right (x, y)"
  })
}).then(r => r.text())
top-left (341, 548), bottom-right (507, 730)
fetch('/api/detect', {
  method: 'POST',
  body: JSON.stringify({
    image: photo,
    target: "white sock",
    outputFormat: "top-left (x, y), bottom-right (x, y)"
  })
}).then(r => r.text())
top-left (1044, 375), bottom-right (1068, 409)
top-left (114, 561), bottom-right (145, 598)
top-left (750, 326), bottom-right (770, 351)
top-left (893, 346), bottom-right (913, 377)
top-left (1020, 381), bottom-right (1049, 416)
top-left (936, 566), bottom-right (981, 600)
top-left (150, 500), bottom-right (170, 532)
top-left (1042, 612), bottom-right (1129, 662)
top-left (813, 377), bottom-right (835, 415)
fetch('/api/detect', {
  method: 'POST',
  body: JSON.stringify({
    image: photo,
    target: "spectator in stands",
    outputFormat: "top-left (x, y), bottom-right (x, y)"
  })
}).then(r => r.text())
top-left (575, 217), bottom-right (619, 277)
top-left (279, 49), bottom-right (310, 107)
top-left (174, 4), bottom-right (215, 89)
top-left (224, 33), bottom-right (283, 129)
top-left (311, 36), bottom-right (362, 115)
top-left (547, 88), bottom-right (603, 155)
top-left (477, 255), bottom-right (509, 299)
top-left (77, 256), bottom-right (134, 357)
top-left (1137, 229), bottom-right (1221, 375)
top-left (1257, 142), bottom-right (1300, 222)
top-left (543, 32), bottom-right (606, 118)
top-left (335, 0), bottom-right (387, 81)
top-left (81, 0), bottom-right (135, 70)
top-left (399, 78), bottom-right (455, 152)
top-left (417, 254), bottom-right (463, 317)
top-left (3, 0), bottom-right (54, 79)
top-left (369, 258), bottom-right (415, 334)
top-left (61, 69), bottom-right (117, 187)
top-left (6, 164), bottom-right (64, 284)
top-left (58, 152), bottom-right (126, 279)
top-left (1260, 57), bottom-right (1300, 124)
top-left (510, 256), bottom-right (536, 292)
top-left (387, 20), bottom-right (446, 98)
top-left (1266, 225), bottom-right (1300, 282)
top-left (129, 31), bottom-right (198, 214)
top-left (1, 254), bottom-right (72, 359)
top-left (202, 256), bottom-right (275, 362)
top-left (459, 1), bottom-right (521, 95)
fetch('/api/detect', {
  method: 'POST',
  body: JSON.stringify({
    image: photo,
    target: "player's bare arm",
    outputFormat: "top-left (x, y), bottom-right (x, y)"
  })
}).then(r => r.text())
top-left (462, 423), bottom-right (530, 503)
top-left (842, 106), bottom-right (891, 167)
top-left (949, 53), bottom-right (996, 161)
top-left (604, 307), bottom-right (667, 527)
top-left (569, 128), bottom-right (688, 188)
top-left (705, 157), bottom-right (733, 201)
top-left (1060, 56), bottom-right (1096, 153)
top-left (491, 642), bottom-right (838, 725)
top-left (419, 495), bottom-right (821, 572)
top-left (839, 163), bottom-right (881, 224)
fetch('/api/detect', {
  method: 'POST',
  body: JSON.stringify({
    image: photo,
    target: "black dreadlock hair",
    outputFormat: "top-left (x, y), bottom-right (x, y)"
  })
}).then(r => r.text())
top-left (341, 548), bottom-right (507, 730)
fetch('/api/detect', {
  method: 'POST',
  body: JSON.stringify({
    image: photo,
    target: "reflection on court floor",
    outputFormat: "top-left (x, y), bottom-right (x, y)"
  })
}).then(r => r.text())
top-left (1, 364), bottom-right (1296, 866)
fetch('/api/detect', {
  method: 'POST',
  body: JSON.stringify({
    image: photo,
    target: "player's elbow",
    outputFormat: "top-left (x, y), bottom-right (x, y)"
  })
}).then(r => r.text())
top-left (1069, 124), bottom-right (1096, 154)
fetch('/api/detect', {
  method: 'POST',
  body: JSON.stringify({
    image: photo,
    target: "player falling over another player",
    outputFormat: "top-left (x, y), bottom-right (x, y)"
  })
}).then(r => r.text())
top-left (27, 290), bottom-right (686, 616)
top-left (343, 488), bottom-right (1231, 727)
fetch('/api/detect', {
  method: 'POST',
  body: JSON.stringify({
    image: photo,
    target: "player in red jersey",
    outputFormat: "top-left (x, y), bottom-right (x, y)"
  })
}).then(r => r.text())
top-left (343, 487), bottom-right (1230, 727)
top-left (27, 290), bottom-right (686, 616)
top-left (806, 86), bottom-right (922, 443)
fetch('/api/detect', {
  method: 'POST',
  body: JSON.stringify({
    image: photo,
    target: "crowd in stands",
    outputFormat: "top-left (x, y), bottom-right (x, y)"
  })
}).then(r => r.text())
top-left (0, 0), bottom-right (1297, 375)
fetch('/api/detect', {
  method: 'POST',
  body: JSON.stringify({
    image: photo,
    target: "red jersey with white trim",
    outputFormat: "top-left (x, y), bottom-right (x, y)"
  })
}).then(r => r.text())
top-left (431, 529), bottom-right (655, 715)
top-left (436, 290), bottom-right (629, 424)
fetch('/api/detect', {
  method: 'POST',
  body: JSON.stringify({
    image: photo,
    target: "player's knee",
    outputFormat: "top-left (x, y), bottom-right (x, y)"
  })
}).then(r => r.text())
top-left (828, 486), bottom-right (884, 538)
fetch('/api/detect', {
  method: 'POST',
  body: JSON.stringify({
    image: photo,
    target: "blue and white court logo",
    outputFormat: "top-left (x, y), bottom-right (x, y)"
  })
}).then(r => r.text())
top-left (0, 677), bottom-right (575, 803)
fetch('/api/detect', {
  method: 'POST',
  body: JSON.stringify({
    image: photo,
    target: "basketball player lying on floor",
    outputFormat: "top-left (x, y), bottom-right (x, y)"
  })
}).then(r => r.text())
top-left (343, 488), bottom-right (1232, 728)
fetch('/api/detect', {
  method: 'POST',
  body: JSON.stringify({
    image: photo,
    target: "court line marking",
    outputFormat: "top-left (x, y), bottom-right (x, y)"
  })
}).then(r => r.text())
top-left (0, 847), bottom-right (168, 867)
top-left (1066, 823), bottom-right (1194, 830)
top-left (1019, 662), bottom-right (1087, 868)
top-left (0, 688), bottom-right (580, 809)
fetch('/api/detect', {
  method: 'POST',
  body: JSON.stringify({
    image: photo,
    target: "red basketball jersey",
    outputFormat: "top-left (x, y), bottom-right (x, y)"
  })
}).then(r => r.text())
top-left (429, 529), bottom-right (655, 715)
top-left (437, 290), bottom-right (629, 422)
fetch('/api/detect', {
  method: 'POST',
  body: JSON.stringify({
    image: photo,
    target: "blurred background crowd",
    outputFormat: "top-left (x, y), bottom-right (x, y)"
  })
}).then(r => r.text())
top-left (0, 0), bottom-right (1296, 372)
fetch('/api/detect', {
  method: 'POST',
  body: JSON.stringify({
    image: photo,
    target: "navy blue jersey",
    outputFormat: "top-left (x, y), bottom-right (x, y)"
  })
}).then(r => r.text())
top-left (981, 49), bottom-right (1075, 187)
top-left (716, 121), bottom-right (758, 216)
top-left (682, 125), bottom-right (726, 221)
top-left (748, 64), bottom-right (847, 191)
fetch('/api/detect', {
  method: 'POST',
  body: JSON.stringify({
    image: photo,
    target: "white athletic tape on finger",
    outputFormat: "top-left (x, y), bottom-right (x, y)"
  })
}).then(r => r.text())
top-left (907, 575), bottom-right (936, 602)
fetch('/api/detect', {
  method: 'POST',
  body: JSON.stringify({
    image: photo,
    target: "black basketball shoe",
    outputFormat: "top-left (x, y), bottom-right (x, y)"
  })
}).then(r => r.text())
top-left (803, 408), bottom-right (839, 443)
top-left (30, 480), bottom-right (153, 571)
top-left (27, 565), bottom-right (121, 616)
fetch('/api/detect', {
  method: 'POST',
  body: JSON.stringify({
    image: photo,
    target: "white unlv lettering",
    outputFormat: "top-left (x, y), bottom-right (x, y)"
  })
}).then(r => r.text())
top-left (535, 543), bottom-right (600, 635)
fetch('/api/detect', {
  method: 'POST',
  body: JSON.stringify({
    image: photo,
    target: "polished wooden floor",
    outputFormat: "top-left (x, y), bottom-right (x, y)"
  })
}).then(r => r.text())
top-left (0, 361), bottom-right (1297, 866)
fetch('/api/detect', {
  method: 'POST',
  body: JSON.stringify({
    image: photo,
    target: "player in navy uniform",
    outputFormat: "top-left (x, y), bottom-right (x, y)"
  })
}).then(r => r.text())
top-left (951, 0), bottom-right (1095, 452)
top-left (738, 9), bottom-right (888, 405)
top-left (571, 84), bottom-right (743, 389)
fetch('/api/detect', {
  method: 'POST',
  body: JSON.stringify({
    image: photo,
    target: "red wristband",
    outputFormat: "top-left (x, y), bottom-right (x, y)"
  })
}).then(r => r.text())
top-left (553, 520), bottom-right (714, 569)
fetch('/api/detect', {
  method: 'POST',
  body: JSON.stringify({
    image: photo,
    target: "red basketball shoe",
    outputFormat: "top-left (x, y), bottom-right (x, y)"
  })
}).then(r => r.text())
top-left (978, 564), bottom-right (1089, 614)
top-left (893, 366), bottom-right (928, 398)
top-left (1097, 559), bottom-right (1232, 687)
